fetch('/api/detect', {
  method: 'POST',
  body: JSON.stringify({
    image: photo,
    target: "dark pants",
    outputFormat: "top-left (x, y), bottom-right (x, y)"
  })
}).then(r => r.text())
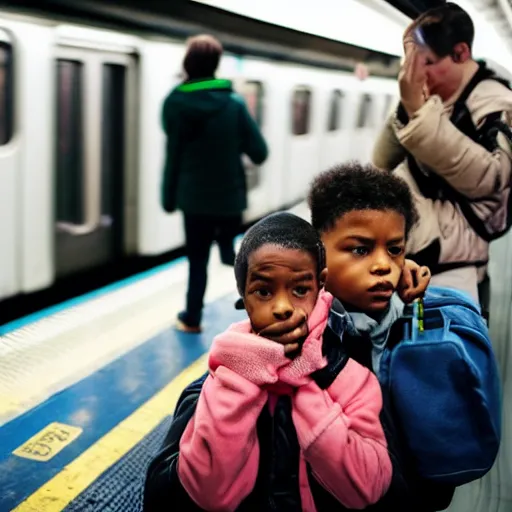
top-left (181, 213), bottom-right (242, 326)
top-left (478, 272), bottom-right (491, 325)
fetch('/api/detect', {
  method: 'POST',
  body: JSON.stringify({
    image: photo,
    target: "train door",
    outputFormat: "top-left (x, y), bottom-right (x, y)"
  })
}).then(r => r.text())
top-left (0, 29), bottom-right (17, 299)
top-left (237, 79), bottom-right (271, 221)
top-left (285, 84), bottom-right (320, 205)
top-left (350, 91), bottom-right (376, 161)
top-left (54, 47), bottom-right (137, 278)
top-left (232, 58), bottom-right (289, 219)
top-left (221, 54), bottom-right (273, 221)
top-left (320, 88), bottom-right (352, 171)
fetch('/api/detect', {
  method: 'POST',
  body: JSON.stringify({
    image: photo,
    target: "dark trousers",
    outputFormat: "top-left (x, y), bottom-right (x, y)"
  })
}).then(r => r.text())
top-left (478, 272), bottom-right (491, 325)
top-left (181, 213), bottom-right (242, 326)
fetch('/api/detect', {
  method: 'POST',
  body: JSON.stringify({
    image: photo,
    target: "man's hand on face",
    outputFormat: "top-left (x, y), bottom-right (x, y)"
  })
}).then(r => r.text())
top-left (399, 39), bottom-right (428, 116)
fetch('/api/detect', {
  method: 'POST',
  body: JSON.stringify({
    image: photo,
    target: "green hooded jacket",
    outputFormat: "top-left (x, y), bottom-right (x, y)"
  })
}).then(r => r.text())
top-left (161, 78), bottom-right (268, 216)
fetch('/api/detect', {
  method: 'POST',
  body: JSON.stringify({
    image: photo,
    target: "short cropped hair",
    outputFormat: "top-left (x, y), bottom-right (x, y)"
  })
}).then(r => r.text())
top-left (234, 212), bottom-right (326, 297)
top-left (308, 161), bottom-right (418, 237)
top-left (183, 34), bottom-right (223, 80)
top-left (409, 2), bottom-right (474, 58)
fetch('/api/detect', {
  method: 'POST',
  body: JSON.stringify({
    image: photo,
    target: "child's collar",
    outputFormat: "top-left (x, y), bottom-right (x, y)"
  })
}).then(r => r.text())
top-left (328, 294), bottom-right (405, 340)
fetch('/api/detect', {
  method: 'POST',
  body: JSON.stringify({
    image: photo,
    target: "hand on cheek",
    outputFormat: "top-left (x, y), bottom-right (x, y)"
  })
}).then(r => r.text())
top-left (398, 260), bottom-right (431, 303)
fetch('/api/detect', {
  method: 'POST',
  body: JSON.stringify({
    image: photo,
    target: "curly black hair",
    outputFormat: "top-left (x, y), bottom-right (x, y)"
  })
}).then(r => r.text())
top-left (308, 161), bottom-right (418, 236)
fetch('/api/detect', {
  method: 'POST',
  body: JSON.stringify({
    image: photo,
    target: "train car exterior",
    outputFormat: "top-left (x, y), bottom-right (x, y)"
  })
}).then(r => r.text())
top-left (0, 9), bottom-right (398, 304)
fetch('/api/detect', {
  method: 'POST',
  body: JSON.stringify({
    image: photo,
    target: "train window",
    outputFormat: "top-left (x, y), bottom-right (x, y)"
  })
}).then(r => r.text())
top-left (241, 81), bottom-right (264, 127)
top-left (356, 93), bottom-right (373, 128)
top-left (239, 81), bottom-right (264, 191)
top-left (327, 90), bottom-right (343, 131)
top-left (102, 64), bottom-right (126, 224)
top-left (292, 87), bottom-right (312, 135)
top-left (55, 59), bottom-right (84, 224)
top-left (383, 94), bottom-right (394, 119)
top-left (0, 41), bottom-right (13, 146)
top-left (245, 161), bottom-right (260, 191)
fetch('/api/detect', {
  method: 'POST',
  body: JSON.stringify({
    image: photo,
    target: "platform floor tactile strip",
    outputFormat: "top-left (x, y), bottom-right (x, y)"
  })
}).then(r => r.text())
top-left (64, 415), bottom-right (173, 512)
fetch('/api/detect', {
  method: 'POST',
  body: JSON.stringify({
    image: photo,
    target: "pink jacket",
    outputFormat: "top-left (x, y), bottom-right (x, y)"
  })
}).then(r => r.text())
top-left (178, 289), bottom-right (392, 511)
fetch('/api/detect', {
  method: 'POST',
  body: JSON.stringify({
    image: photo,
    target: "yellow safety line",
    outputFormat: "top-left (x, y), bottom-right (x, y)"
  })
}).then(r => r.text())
top-left (13, 354), bottom-right (208, 512)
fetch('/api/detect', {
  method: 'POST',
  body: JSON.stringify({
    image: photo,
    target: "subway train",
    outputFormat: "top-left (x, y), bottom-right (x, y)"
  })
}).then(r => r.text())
top-left (0, 4), bottom-right (511, 511)
top-left (0, 4), bottom-right (401, 310)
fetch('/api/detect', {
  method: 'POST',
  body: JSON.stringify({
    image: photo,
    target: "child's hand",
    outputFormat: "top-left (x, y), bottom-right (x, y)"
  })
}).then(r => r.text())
top-left (398, 259), bottom-right (431, 303)
top-left (257, 308), bottom-right (309, 357)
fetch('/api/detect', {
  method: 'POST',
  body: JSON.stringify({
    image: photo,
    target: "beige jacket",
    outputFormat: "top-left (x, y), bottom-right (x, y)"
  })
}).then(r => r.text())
top-left (373, 63), bottom-right (512, 276)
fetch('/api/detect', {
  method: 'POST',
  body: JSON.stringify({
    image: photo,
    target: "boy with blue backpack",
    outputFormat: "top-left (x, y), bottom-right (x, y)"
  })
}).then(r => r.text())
top-left (307, 162), bottom-right (502, 511)
top-left (143, 160), bottom-right (500, 511)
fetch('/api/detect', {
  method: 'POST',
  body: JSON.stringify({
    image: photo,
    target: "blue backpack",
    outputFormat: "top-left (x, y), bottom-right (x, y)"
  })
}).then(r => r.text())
top-left (379, 286), bottom-right (502, 486)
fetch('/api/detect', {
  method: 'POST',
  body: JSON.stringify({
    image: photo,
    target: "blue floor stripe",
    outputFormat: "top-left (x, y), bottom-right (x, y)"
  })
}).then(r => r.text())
top-left (1, 234), bottom-right (245, 337)
top-left (0, 258), bottom-right (185, 336)
top-left (0, 290), bottom-right (245, 511)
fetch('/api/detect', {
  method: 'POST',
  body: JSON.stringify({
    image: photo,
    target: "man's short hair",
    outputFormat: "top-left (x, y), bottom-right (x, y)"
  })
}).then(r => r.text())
top-left (410, 2), bottom-right (474, 58)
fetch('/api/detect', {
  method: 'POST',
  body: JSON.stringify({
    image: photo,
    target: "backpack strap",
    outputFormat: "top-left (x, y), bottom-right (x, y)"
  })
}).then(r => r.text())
top-left (311, 326), bottom-right (351, 389)
top-left (452, 61), bottom-right (502, 118)
top-left (407, 112), bottom-right (511, 242)
top-left (449, 60), bottom-right (509, 142)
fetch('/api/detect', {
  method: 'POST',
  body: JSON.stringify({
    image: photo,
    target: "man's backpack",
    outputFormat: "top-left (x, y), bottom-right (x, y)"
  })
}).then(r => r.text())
top-left (379, 286), bottom-right (502, 486)
top-left (400, 60), bottom-right (512, 243)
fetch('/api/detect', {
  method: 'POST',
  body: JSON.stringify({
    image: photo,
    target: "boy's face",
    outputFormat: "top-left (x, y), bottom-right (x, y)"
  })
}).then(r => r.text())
top-left (321, 209), bottom-right (406, 314)
top-left (244, 244), bottom-right (323, 334)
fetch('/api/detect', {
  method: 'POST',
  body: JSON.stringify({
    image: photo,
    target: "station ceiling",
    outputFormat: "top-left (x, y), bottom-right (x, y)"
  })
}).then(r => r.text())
top-left (0, 0), bottom-right (404, 76)
top-left (0, 0), bottom-right (445, 25)
top-left (385, 0), bottom-right (447, 17)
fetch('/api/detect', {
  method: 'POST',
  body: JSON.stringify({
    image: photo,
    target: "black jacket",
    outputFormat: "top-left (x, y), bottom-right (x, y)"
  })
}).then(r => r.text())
top-left (161, 78), bottom-right (268, 216)
top-left (143, 326), bottom-right (455, 511)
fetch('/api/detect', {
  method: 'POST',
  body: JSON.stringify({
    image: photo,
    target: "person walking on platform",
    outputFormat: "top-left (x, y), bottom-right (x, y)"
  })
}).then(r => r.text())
top-left (161, 34), bottom-right (268, 333)
top-left (372, 2), bottom-right (512, 322)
